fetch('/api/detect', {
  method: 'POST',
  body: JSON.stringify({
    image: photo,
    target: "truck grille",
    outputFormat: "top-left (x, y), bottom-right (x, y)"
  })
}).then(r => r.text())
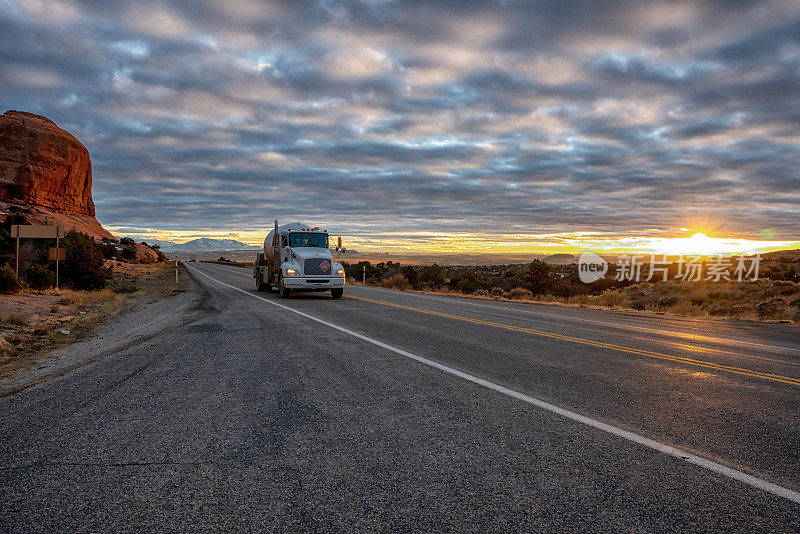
top-left (304, 258), bottom-right (332, 275)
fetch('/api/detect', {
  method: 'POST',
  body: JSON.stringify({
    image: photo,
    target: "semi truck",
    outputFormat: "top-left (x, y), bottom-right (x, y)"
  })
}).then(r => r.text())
top-left (254, 220), bottom-right (346, 299)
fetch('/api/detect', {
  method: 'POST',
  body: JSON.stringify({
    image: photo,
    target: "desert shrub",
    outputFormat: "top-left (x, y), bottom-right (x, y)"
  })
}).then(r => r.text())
top-left (0, 264), bottom-right (19, 292)
top-left (5, 314), bottom-right (28, 326)
top-left (420, 263), bottom-right (445, 286)
top-left (525, 260), bottom-right (553, 295)
top-left (688, 289), bottom-right (710, 306)
top-left (449, 271), bottom-right (480, 293)
top-left (668, 301), bottom-right (703, 316)
top-left (119, 237), bottom-right (135, 246)
top-left (109, 276), bottom-right (140, 293)
top-left (0, 335), bottom-right (10, 354)
top-left (382, 273), bottom-right (407, 290)
top-left (708, 286), bottom-right (737, 300)
top-left (23, 263), bottom-right (54, 289)
top-left (773, 307), bottom-right (800, 323)
top-left (601, 290), bottom-right (630, 308)
top-left (400, 265), bottom-right (420, 289)
top-left (61, 231), bottom-right (112, 290)
top-left (120, 245), bottom-right (136, 261)
top-left (567, 294), bottom-right (589, 305)
top-left (474, 289), bottom-right (489, 297)
top-left (504, 287), bottom-right (533, 300)
top-left (490, 287), bottom-right (504, 299)
top-left (58, 292), bottom-right (85, 306)
top-left (774, 282), bottom-right (799, 296)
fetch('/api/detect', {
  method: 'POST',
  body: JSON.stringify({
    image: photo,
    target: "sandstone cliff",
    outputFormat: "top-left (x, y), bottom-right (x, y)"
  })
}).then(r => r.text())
top-left (0, 110), bottom-right (113, 240)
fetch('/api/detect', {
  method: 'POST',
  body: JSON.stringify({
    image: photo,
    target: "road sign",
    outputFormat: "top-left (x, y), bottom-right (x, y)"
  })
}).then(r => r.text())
top-left (49, 247), bottom-right (66, 261)
top-left (11, 225), bottom-right (64, 239)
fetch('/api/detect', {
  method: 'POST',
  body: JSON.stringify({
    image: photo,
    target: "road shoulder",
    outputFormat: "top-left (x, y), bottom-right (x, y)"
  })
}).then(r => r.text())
top-left (0, 265), bottom-right (214, 396)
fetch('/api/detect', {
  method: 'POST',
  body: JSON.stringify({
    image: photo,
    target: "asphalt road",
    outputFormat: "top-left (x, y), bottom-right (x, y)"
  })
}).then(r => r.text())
top-left (2, 262), bottom-right (799, 532)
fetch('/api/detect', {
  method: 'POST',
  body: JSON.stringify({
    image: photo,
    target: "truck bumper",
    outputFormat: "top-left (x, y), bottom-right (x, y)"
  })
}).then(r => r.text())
top-left (283, 277), bottom-right (345, 290)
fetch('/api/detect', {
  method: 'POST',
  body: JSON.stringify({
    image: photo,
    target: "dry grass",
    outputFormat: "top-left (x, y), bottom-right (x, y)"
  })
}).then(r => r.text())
top-left (381, 273), bottom-right (411, 290)
top-left (586, 280), bottom-right (800, 323)
top-left (5, 314), bottom-right (29, 326)
top-left (57, 292), bottom-right (84, 307)
top-left (0, 264), bottom-right (186, 382)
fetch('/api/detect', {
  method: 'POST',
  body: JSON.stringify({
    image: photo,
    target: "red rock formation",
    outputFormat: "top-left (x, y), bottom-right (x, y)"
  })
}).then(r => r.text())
top-left (0, 110), bottom-right (113, 240)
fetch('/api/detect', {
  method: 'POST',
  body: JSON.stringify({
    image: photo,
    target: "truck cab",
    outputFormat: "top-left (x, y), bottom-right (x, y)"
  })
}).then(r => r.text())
top-left (255, 221), bottom-right (345, 299)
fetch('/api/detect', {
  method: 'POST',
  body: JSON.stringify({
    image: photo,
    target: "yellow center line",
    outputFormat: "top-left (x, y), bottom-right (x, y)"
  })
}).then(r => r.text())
top-left (195, 264), bottom-right (800, 387)
top-left (344, 294), bottom-right (800, 387)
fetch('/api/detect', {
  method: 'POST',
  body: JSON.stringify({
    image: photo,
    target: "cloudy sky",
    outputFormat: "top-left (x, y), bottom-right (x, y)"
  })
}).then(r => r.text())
top-left (2, 0), bottom-right (799, 252)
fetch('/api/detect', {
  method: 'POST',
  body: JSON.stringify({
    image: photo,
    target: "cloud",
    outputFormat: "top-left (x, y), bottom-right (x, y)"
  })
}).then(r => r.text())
top-left (1, 0), bottom-right (798, 249)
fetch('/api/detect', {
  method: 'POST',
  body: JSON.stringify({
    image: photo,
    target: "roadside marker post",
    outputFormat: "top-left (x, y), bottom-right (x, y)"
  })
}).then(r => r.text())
top-left (363, 264), bottom-right (366, 285)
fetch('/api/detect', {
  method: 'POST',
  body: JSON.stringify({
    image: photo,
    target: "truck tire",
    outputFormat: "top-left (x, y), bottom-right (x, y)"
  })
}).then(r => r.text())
top-left (279, 276), bottom-right (291, 299)
top-left (331, 288), bottom-right (343, 299)
top-left (256, 271), bottom-right (267, 292)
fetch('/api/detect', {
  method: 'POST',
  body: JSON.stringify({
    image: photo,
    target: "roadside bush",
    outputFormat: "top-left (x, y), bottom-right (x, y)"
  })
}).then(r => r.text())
top-left (601, 290), bottom-right (629, 308)
top-left (120, 245), bottom-right (136, 261)
top-left (109, 276), bottom-right (140, 293)
top-left (490, 287), bottom-right (504, 299)
top-left (504, 287), bottom-right (533, 300)
top-left (58, 292), bottom-right (85, 306)
top-left (62, 231), bottom-right (112, 289)
top-left (0, 264), bottom-right (19, 292)
top-left (23, 263), bottom-right (54, 289)
top-left (5, 314), bottom-right (28, 326)
top-left (382, 273), bottom-right (407, 290)
top-left (567, 294), bottom-right (589, 305)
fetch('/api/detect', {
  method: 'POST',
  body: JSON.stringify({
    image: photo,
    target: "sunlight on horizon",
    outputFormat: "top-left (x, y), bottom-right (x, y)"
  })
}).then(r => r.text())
top-left (108, 226), bottom-right (800, 256)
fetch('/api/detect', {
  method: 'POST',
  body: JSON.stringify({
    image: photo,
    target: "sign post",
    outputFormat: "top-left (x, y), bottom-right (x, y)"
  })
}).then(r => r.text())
top-left (48, 246), bottom-right (66, 288)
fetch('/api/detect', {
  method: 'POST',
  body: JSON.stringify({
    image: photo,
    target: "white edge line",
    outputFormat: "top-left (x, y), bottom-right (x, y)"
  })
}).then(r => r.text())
top-left (188, 265), bottom-right (800, 505)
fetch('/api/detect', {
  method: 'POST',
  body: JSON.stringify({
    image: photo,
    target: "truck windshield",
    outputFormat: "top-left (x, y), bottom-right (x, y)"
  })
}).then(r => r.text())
top-left (289, 232), bottom-right (329, 248)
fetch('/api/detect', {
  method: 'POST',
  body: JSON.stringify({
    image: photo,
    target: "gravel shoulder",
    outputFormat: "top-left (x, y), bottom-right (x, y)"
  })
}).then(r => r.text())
top-left (0, 265), bottom-right (213, 395)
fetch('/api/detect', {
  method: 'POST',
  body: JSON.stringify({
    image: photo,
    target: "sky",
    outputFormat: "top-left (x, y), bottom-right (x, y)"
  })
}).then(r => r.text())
top-left (1, 0), bottom-right (799, 254)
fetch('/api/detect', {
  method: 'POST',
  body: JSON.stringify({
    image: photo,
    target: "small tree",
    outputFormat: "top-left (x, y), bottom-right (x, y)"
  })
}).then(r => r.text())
top-left (23, 263), bottom-right (54, 289)
top-left (61, 231), bottom-right (112, 289)
top-left (0, 264), bottom-right (19, 292)
top-left (525, 260), bottom-right (553, 295)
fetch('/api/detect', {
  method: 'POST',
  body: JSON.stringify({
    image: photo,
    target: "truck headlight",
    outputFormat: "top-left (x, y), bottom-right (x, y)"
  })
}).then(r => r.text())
top-left (336, 268), bottom-right (345, 276)
top-left (285, 268), bottom-right (298, 276)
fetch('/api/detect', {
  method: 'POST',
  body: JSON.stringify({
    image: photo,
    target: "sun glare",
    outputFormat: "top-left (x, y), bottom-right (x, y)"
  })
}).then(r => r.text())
top-left (644, 232), bottom-right (791, 257)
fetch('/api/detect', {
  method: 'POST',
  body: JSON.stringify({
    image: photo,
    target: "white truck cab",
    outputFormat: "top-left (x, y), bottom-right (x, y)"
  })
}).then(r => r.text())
top-left (254, 220), bottom-right (345, 299)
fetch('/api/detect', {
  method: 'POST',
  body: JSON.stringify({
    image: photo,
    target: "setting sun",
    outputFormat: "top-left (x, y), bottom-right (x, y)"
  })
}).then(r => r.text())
top-left (642, 232), bottom-right (793, 256)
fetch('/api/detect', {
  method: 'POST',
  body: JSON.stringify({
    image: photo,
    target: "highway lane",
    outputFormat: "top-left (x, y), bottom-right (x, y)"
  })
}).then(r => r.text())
top-left (193, 263), bottom-right (800, 492)
top-left (1, 261), bottom-right (798, 531)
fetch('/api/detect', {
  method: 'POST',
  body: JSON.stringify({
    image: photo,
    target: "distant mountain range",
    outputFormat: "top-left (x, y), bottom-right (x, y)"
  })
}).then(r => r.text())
top-left (127, 237), bottom-right (260, 251)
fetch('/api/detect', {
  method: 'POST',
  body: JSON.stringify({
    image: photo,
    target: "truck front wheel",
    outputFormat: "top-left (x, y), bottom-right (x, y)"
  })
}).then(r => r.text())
top-left (331, 288), bottom-right (343, 299)
top-left (279, 276), bottom-right (291, 299)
